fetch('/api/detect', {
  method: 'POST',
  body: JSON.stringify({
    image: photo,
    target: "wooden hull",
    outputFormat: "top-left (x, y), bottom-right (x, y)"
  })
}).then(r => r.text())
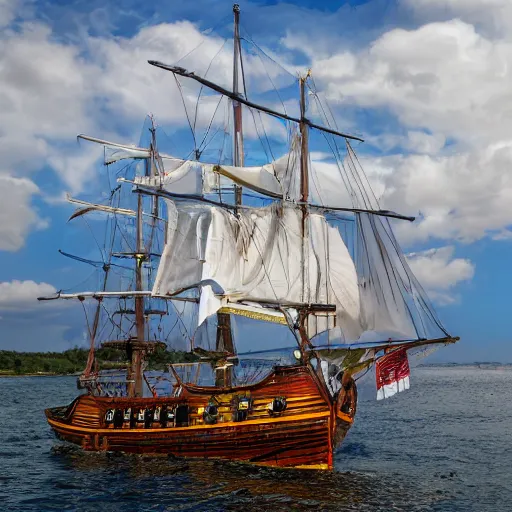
top-left (46, 365), bottom-right (356, 470)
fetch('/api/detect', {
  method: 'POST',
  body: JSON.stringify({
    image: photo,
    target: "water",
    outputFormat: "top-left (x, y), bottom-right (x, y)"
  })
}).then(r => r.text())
top-left (1, 367), bottom-right (510, 511)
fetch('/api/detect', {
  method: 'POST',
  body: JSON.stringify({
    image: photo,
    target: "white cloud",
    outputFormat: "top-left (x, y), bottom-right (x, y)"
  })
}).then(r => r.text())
top-left (0, 279), bottom-right (56, 310)
top-left (404, 0), bottom-right (512, 37)
top-left (0, 175), bottom-right (47, 251)
top-left (313, 19), bottom-right (512, 147)
top-left (406, 246), bottom-right (475, 304)
top-left (0, 0), bottom-right (20, 28)
top-left (360, 141), bottom-right (512, 243)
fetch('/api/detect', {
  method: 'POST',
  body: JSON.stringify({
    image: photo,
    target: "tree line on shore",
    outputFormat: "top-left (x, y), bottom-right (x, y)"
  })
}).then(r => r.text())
top-left (0, 347), bottom-right (197, 375)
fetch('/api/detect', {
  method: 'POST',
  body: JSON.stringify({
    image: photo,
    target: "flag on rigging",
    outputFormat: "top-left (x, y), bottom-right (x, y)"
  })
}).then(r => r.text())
top-left (376, 347), bottom-right (410, 400)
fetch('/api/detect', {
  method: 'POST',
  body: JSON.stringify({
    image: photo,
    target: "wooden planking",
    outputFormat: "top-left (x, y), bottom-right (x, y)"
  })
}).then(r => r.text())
top-left (49, 414), bottom-right (331, 468)
top-left (46, 365), bottom-right (357, 470)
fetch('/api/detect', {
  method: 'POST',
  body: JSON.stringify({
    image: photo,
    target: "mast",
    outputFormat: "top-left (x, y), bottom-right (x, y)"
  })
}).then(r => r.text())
top-left (232, 3), bottom-right (244, 208)
top-left (299, 73), bottom-right (309, 306)
top-left (128, 119), bottom-right (162, 397)
top-left (213, 4), bottom-right (243, 387)
top-left (126, 192), bottom-right (146, 397)
top-left (298, 72), bottom-right (312, 348)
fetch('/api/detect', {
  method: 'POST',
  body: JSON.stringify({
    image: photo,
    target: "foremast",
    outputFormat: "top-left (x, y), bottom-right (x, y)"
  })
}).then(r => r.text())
top-left (128, 123), bottom-right (160, 397)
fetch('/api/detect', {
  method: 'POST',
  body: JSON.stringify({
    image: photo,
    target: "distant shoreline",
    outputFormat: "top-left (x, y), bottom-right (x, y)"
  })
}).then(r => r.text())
top-left (0, 372), bottom-right (77, 378)
top-left (418, 363), bottom-right (512, 369)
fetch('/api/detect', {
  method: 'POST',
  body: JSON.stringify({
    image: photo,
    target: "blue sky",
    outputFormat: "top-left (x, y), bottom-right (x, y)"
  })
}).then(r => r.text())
top-left (0, 0), bottom-right (511, 362)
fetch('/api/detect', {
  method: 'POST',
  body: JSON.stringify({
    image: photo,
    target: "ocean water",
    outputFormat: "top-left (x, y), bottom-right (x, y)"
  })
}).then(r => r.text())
top-left (1, 366), bottom-right (511, 511)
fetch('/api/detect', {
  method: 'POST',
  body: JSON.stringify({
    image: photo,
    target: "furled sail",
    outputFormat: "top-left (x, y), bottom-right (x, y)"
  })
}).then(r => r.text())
top-left (79, 134), bottom-right (283, 199)
top-left (134, 159), bottom-right (283, 198)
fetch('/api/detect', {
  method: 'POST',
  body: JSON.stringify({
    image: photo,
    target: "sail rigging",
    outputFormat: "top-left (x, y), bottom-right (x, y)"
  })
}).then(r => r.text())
top-left (38, 2), bottom-right (457, 398)
top-left (40, 4), bottom-right (460, 470)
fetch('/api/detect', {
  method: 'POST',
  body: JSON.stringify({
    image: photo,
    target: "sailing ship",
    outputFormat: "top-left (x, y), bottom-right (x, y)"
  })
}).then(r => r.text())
top-left (40, 5), bottom-right (458, 470)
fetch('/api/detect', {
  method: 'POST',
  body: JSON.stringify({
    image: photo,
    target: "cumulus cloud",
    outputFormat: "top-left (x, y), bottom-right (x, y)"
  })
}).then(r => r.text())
top-left (359, 141), bottom-right (512, 243)
top-left (0, 0), bottom-right (20, 28)
top-left (0, 279), bottom-right (56, 310)
top-left (313, 19), bottom-right (512, 147)
top-left (0, 175), bottom-right (47, 251)
top-left (404, 0), bottom-right (512, 37)
top-left (407, 246), bottom-right (475, 304)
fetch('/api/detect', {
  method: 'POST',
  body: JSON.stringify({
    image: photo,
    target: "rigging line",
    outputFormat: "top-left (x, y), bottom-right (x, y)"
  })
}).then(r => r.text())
top-left (238, 29), bottom-right (248, 101)
top-left (355, 364), bottom-right (372, 382)
top-left (322, 123), bottom-right (364, 206)
top-left (342, 143), bottom-right (372, 210)
top-left (164, 315), bottom-right (181, 343)
top-left (173, 74), bottom-right (198, 150)
top-left (170, 301), bottom-right (193, 342)
top-left (251, 40), bottom-right (288, 117)
top-left (319, 130), bottom-right (354, 202)
top-left (193, 39), bottom-right (229, 136)
top-left (355, 214), bottom-right (383, 308)
top-left (197, 96), bottom-right (226, 154)
top-left (82, 216), bottom-right (107, 265)
top-left (101, 302), bottom-right (131, 338)
top-left (382, 221), bottom-right (448, 336)
top-left (256, 109), bottom-right (277, 162)
top-left (347, 141), bottom-right (380, 209)
top-left (108, 188), bottom-right (123, 261)
top-left (114, 161), bottom-right (133, 179)
top-left (80, 299), bottom-right (93, 341)
top-left (175, 13), bottom-right (231, 66)
top-left (247, 106), bottom-right (271, 162)
top-left (308, 77), bottom-right (340, 133)
top-left (60, 268), bottom-right (98, 295)
top-left (240, 35), bottom-right (296, 83)
top-left (310, 95), bottom-right (362, 207)
top-left (199, 123), bottom-right (224, 156)
top-left (248, 212), bottom-right (283, 301)
top-left (367, 214), bottom-right (420, 336)
top-left (308, 153), bottom-right (325, 208)
top-left (105, 186), bottom-right (120, 264)
top-left (340, 159), bottom-right (359, 206)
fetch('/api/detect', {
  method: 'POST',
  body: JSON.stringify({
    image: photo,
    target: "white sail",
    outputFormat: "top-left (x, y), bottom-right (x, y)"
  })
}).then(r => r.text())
top-left (153, 200), bottom-right (362, 337)
top-left (135, 159), bottom-right (284, 199)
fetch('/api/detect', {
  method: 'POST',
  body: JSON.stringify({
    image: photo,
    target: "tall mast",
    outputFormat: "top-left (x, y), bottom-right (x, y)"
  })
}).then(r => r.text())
top-left (299, 73), bottom-right (310, 307)
top-left (213, 4), bottom-right (243, 388)
top-left (232, 3), bottom-right (244, 207)
top-left (128, 120), bottom-right (162, 397)
top-left (127, 192), bottom-right (145, 397)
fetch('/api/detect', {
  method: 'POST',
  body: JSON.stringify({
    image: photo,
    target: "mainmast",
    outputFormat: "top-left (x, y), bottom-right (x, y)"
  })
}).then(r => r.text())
top-left (232, 3), bottom-right (244, 207)
top-left (213, 4), bottom-right (244, 387)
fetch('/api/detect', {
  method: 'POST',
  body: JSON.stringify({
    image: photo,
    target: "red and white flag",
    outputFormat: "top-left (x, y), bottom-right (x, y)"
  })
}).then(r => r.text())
top-left (376, 347), bottom-right (410, 400)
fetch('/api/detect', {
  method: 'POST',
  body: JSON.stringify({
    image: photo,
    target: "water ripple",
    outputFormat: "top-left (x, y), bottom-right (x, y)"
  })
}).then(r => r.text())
top-left (1, 369), bottom-right (510, 511)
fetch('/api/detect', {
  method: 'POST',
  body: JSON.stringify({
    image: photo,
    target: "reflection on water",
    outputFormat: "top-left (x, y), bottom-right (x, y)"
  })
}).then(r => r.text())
top-left (2, 368), bottom-right (511, 511)
top-left (46, 447), bottom-right (449, 511)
